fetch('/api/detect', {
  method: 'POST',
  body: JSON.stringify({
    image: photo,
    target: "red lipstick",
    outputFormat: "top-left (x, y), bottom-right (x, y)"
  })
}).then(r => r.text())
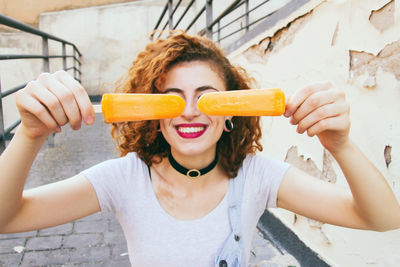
top-left (175, 123), bottom-right (207, 139)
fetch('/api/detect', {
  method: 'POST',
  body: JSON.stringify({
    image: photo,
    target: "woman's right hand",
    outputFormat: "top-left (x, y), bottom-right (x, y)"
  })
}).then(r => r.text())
top-left (15, 70), bottom-right (94, 140)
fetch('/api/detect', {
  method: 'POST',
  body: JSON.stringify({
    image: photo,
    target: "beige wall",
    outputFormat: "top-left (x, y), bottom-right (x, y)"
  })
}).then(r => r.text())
top-left (0, 0), bottom-right (137, 26)
top-left (0, 32), bottom-right (42, 129)
top-left (38, 0), bottom-right (201, 95)
top-left (230, 0), bottom-right (400, 266)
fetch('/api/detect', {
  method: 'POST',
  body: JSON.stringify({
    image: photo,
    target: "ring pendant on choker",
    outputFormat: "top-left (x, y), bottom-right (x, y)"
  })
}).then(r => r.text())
top-left (168, 152), bottom-right (218, 179)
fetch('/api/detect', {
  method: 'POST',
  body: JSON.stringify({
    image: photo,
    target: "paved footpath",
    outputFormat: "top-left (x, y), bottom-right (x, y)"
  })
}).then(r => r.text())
top-left (0, 113), bottom-right (299, 267)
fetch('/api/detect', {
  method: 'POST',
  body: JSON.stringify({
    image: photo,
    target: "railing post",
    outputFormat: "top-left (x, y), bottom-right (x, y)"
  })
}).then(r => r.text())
top-left (42, 37), bottom-right (50, 72)
top-left (78, 50), bottom-right (82, 83)
top-left (206, 0), bottom-right (213, 39)
top-left (245, 0), bottom-right (250, 32)
top-left (73, 48), bottom-right (77, 80)
top-left (62, 42), bottom-right (67, 70)
top-left (42, 37), bottom-right (54, 147)
top-left (0, 77), bottom-right (5, 152)
top-left (217, 21), bottom-right (221, 42)
top-left (168, 0), bottom-right (173, 30)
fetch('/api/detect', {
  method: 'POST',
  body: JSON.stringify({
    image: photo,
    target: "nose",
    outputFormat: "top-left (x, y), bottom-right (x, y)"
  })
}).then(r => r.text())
top-left (181, 96), bottom-right (201, 120)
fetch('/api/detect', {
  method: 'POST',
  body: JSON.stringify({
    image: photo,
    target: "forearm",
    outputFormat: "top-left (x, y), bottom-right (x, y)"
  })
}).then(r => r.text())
top-left (0, 126), bottom-right (48, 228)
top-left (331, 140), bottom-right (400, 231)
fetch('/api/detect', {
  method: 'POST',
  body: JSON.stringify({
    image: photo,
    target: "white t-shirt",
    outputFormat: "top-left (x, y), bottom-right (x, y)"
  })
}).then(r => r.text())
top-left (82, 152), bottom-right (290, 266)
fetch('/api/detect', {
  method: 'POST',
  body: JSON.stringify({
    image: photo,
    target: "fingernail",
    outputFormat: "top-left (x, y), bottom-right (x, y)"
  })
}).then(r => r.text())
top-left (55, 126), bottom-right (62, 133)
top-left (284, 111), bottom-right (290, 117)
top-left (87, 116), bottom-right (94, 125)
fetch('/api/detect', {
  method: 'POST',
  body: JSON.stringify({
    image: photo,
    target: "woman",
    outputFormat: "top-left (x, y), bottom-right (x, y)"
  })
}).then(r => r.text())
top-left (0, 32), bottom-right (399, 266)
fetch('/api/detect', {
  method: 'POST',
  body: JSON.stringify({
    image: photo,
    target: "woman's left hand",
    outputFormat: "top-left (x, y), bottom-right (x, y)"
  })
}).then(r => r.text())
top-left (284, 82), bottom-right (350, 154)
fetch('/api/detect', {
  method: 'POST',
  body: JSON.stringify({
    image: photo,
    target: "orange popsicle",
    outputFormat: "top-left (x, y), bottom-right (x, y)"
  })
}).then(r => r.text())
top-left (95, 93), bottom-right (185, 122)
top-left (197, 88), bottom-right (285, 116)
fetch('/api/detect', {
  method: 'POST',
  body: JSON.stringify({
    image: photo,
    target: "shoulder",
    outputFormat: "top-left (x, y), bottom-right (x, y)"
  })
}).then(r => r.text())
top-left (239, 154), bottom-right (291, 192)
top-left (97, 152), bottom-right (143, 168)
top-left (240, 154), bottom-right (291, 209)
top-left (241, 154), bottom-right (290, 173)
top-left (81, 152), bottom-right (149, 202)
top-left (82, 152), bottom-right (147, 178)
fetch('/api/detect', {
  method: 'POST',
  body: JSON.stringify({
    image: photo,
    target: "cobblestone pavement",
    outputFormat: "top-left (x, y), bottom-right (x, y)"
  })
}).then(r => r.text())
top-left (0, 113), bottom-right (299, 267)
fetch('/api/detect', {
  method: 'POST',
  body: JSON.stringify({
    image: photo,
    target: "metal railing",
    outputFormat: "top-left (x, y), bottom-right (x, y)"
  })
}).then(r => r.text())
top-left (151, 0), bottom-right (311, 53)
top-left (0, 14), bottom-right (82, 152)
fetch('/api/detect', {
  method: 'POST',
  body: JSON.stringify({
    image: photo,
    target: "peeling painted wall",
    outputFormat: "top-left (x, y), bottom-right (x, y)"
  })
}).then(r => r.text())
top-left (350, 41), bottom-right (400, 87)
top-left (230, 0), bottom-right (400, 266)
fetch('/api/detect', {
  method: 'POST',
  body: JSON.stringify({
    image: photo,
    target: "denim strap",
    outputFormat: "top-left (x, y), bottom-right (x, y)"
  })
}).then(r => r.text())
top-left (215, 174), bottom-right (245, 267)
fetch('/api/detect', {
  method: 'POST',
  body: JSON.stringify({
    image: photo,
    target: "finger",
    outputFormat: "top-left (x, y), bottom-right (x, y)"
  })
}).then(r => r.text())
top-left (17, 89), bottom-right (61, 132)
top-left (305, 114), bottom-right (350, 137)
top-left (296, 100), bottom-right (349, 134)
top-left (285, 81), bottom-right (332, 117)
top-left (290, 89), bottom-right (339, 125)
top-left (55, 70), bottom-right (94, 125)
top-left (38, 73), bottom-right (82, 130)
top-left (284, 95), bottom-right (291, 117)
top-left (27, 82), bottom-right (69, 127)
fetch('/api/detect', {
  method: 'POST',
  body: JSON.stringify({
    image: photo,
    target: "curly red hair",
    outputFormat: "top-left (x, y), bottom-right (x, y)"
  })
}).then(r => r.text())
top-left (111, 32), bottom-right (263, 177)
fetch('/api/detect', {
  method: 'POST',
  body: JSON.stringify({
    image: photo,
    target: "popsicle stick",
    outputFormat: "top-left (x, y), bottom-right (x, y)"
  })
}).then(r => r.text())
top-left (197, 88), bottom-right (285, 116)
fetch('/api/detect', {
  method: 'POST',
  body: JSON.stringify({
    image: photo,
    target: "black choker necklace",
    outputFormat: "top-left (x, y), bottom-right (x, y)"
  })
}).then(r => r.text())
top-left (168, 152), bottom-right (218, 178)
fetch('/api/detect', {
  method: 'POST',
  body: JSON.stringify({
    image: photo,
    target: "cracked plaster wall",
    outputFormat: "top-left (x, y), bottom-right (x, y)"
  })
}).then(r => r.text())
top-left (230, 0), bottom-right (400, 266)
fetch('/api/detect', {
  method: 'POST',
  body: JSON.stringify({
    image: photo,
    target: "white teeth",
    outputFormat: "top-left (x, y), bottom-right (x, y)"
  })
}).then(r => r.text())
top-left (178, 126), bottom-right (205, 133)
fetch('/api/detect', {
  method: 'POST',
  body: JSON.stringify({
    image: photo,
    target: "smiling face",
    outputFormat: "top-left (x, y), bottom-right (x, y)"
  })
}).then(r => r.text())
top-left (159, 61), bottom-right (228, 160)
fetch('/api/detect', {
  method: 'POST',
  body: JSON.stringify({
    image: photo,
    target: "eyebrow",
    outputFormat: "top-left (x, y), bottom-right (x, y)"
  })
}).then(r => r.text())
top-left (163, 85), bottom-right (219, 94)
